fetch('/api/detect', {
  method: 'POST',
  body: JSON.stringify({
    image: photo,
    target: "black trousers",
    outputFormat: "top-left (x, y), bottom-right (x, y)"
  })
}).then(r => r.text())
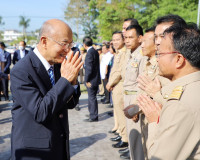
top-left (87, 85), bottom-right (98, 120)
top-left (2, 79), bottom-right (9, 99)
top-left (103, 79), bottom-right (110, 102)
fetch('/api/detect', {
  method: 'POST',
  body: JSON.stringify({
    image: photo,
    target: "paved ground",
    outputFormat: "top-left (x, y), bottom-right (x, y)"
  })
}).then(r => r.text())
top-left (0, 93), bottom-right (123, 160)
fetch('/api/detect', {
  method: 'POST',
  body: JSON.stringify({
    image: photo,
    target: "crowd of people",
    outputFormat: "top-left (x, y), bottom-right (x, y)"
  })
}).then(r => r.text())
top-left (81, 14), bottom-right (200, 160)
top-left (0, 41), bottom-right (29, 101)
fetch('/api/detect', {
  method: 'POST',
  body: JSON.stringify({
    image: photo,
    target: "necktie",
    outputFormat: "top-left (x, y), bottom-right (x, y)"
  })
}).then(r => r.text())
top-left (48, 66), bottom-right (55, 86)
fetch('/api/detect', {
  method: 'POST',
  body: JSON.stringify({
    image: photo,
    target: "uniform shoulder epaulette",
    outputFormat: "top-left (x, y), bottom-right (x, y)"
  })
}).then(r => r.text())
top-left (168, 86), bottom-right (184, 100)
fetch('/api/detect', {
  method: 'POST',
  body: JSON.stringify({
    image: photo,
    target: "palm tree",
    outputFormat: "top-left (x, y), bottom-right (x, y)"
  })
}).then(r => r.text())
top-left (0, 16), bottom-right (5, 26)
top-left (19, 16), bottom-right (30, 41)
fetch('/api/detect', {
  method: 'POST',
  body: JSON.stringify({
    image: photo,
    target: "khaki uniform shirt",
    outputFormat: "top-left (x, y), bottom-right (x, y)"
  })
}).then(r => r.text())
top-left (108, 46), bottom-right (127, 86)
top-left (148, 71), bottom-right (200, 160)
top-left (123, 46), bottom-right (145, 91)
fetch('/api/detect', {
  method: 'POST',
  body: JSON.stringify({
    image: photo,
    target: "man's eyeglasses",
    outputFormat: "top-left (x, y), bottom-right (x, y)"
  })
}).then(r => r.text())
top-left (47, 36), bottom-right (74, 49)
top-left (155, 51), bottom-right (180, 58)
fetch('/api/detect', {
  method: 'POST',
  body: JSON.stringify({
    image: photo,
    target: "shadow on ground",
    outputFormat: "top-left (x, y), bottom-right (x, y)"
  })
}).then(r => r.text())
top-left (70, 133), bottom-right (107, 157)
top-left (0, 133), bottom-right (11, 144)
top-left (0, 102), bottom-right (12, 113)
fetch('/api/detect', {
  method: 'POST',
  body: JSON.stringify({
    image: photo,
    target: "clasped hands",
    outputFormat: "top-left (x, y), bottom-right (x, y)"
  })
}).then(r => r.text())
top-left (61, 50), bottom-right (84, 85)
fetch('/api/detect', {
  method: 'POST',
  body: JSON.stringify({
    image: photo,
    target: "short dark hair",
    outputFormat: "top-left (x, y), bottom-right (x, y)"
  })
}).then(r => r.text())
top-left (102, 41), bottom-right (110, 49)
top-left (124, 18), bottom-right (139, 26)
top-left (20, 41), bottom-right (26, 46)
top-left (112, 31), bottom-right (123, 39)
top-left (145, 26), bottom-right (156, 33)
top-left (0, 42), bottom-right (6, 48)
top-left (156, 14), bottom-right (186, 27)
top-left (126, 25), bottom-right (143, 36)
top-left (83, 36), bottom-right (93, 47)
top-left (164, 23), bottom-right (200, 69)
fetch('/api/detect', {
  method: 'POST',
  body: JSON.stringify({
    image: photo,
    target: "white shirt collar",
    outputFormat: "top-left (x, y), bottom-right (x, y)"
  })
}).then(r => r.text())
top-left (87, 46), bottom-right (93, 52)
top-left (33, 47), bottom-right (52, 71)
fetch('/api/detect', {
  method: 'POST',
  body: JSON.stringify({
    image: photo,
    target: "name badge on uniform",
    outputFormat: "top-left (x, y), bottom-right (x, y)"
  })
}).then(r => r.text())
top-left (168, 86), bottom-right (184, 100)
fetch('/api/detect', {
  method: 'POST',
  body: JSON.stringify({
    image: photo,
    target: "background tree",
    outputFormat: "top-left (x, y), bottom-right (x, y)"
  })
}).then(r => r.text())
top-left (65, 0), bottom-right (199, 42)
top-left (19, 16), bottom-right (30, 41)
top-left (64, 0), bottom-right (98, 41)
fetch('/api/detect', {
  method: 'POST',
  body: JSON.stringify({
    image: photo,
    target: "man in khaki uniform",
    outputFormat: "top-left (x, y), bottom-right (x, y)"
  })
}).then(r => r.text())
top-left (123, 24), bottom-right (144, 160)
top-left (106, 31), bottom-right (128, 150)
top-left (137, 15), bottom-right (187, 106)
top-left (138, 23), bottom-right (200, 160)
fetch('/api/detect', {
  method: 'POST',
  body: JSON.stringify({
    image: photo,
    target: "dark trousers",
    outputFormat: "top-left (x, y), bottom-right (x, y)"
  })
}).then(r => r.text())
top-left (87, 85), bottom-right (98, 120)
top-left (2, 79), bottom-right (9, 99)
top-left (103, 79), bottom-right (110, 102)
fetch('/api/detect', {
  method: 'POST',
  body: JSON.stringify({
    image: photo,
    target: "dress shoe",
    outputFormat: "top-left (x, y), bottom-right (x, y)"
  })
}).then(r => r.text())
top-left (102, 100), bottom-right (110, 104)
top-left (114, 132), bottom-right (119, 135)
top-left (112, 140), bottom-right (128, 148)
top-left (118, 147), bottom-right (129, 154)
top-left (108, 130), bottom-right (116, 134)
top-left (83, 118), bottom-right (98, 122)
top-left (106, 104), bottom-right (113, 108)
top-left (101, 98), bottom-right (106, 102)
top-left (74, 105), bottom-right (80, 111)
top-left (97, 93), bottom-right (104, 97)
top-left (120, 150), bottom-right (130, 160)
top-left (110, 135), bottom-right (121, 142)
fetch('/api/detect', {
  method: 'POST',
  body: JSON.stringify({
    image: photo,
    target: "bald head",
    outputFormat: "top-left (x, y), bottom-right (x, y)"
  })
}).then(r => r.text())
top-left (39, 19), bottom-right (72, 40)
top-left (37, 19), bottom-right (73, 65)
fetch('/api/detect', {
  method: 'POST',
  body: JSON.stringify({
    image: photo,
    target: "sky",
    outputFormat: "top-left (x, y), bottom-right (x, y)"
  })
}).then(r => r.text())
top-left (0, 0), bottom-right (73, 32)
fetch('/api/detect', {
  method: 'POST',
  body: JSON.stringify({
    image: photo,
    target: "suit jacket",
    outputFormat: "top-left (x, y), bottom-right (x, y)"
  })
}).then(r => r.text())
top-left (10, 51), bottom-right (80, 160)
top-left (84, 47), bottom-right (101, 87)
top-left (13, 49), bottom-right (29, 64)
top-left (2, 50), bottom-right (11, 74)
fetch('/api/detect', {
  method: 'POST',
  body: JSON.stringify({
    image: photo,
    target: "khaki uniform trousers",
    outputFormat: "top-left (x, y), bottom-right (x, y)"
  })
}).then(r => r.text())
top-left (112, 82), bottom-right (128, 142)
top-left (98, 79), bottom-right (105, 95)
top-left (124, 94), bottom-right (144, 160)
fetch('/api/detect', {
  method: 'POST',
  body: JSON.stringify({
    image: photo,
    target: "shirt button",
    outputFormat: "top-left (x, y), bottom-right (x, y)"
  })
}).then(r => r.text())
top-left (61, 134), bottom-right (63, 137)
top-left (59, 114), bottom-right (63, 118)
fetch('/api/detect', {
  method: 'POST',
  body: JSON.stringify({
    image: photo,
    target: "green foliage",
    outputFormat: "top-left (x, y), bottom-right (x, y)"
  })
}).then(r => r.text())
top-left (64, 0), bottom-right (199, 41)
top-left (134, 0), bottom-right (198, 29)
top-left (65, 0), bottom-right (98, 40)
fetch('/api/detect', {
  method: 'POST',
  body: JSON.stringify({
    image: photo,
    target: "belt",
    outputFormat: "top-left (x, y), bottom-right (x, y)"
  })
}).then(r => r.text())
top-left (124, 90), bottom-right (137, 95)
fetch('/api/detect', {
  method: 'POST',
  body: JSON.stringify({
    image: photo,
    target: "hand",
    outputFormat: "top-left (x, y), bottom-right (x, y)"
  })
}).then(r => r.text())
top-left (61, 51), bottom-right (83, 83)
top-left (7, 74), bottom-right (10, 80)
top-left (86, 82), bottom-right (92, 88)
top-left (106, 84), bottom-right (112, 92)
top-left (137, 95), bottom-right (162, 123)
top-left (137, 75), bottom-right (161, 97)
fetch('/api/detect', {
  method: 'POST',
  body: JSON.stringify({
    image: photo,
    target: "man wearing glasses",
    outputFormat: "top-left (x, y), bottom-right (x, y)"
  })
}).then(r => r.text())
top-left (138, 23), bottom-right (200, 159)
top-left (10, 19), bottom-right (83, 160)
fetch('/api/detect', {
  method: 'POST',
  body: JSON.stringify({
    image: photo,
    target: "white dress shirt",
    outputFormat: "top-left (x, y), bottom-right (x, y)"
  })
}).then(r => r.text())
top-left (20, 49), bottom-right (26, 59)
top-left (100, 52), bottom-right (113, 79)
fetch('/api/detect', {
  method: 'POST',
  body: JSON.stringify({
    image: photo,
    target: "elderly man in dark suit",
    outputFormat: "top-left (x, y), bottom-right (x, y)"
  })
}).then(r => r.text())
top-left (13, 41), bottom-right (29, 64)
top-left (10, 19), bottom-right (83, 160)
top-left (0, 42), bottom-right (11, 101)
top-left (83, 36), bottom-right (101, 122)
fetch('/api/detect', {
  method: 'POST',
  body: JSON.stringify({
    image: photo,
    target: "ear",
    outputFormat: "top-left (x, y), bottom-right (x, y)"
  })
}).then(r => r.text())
top-left (175, 54), bottom-right (185, 69)
top-left (138, 35), bottom-right (143, 43)
top-left (40, 36), bottom-right (48, 49)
